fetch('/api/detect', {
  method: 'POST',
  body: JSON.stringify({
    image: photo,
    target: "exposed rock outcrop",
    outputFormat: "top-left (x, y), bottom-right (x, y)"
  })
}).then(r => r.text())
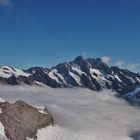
top-left (0, 100), bottom-right (55, 140)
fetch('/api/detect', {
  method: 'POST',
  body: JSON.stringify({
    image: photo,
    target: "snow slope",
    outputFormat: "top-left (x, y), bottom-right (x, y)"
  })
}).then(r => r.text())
top-left (0, 65), bottom-right (30, 78)
top-left (0, 121), bottom-right (8, 140)
top-left (0, 86), bottom-right (140, 140)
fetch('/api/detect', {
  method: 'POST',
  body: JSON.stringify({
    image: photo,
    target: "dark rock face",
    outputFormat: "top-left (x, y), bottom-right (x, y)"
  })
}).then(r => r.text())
top-left (0, 100), bottom-right (54, 140)
top-left (51, 62), bottom-right (81, 87)
top-left (17, 76), bottom-right (35, 85)
top-left (30, 69), bottom-right (64, 88)
top-left (25, 67), bottom-right (49, 75)
top-left (80, 74), bottom-right (96, 90)
top-left (0, 77), bottom-right (8, 85)
top-left (7, 75), bottom-right (19, 85)
top-left (130, 130), bottom-right (140, 140)
top-left (0, 56), bottom-right (139, 95)
top-left (7, 75), bottom-right (34, 86)
top-left (73, 56), bottom-right (90, 73)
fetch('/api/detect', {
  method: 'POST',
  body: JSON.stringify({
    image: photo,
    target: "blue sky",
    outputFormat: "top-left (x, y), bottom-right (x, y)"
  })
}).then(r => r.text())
top-left (0, 0), bottom-right (139, 72)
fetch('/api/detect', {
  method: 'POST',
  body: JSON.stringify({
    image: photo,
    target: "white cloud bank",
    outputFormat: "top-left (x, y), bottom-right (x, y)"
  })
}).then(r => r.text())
top-left (115, 60), bottom-right (139, 72)
top-left (0, 86), bottom-right (139, 140)
top-left (101, 56), bottom-right (111, 64)
top-left (115, 61), bottom-right (125, 68)
top-left (93, 56), bottom-right (139, 72)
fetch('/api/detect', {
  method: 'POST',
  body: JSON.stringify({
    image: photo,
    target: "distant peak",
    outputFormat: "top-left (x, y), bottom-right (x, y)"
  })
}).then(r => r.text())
top-left (0, 65), bottom-right (15, 71)
top-left (74, 55), bottom-right (85, 62)
top-left (1, 65), bottom-right (12, 68)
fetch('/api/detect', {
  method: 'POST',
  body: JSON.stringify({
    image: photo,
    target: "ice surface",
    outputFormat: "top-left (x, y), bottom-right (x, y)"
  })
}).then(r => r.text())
top-left (49, 70), bottom-right (61, 83)
top-left (72, 67), bottom-right (86, 76)
top-left (114, 75), bottom-right (122, 82)
top-left (0, 122), bottom-right (8, 140)
top-left (69, 72), bottom-right (81, 86)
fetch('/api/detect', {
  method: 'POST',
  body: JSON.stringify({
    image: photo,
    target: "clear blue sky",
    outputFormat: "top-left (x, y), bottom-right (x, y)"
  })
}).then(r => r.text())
top-left (0, 0), bottom-right (140, 72)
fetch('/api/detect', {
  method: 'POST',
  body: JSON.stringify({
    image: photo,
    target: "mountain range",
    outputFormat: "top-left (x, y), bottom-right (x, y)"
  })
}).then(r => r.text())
top-left (0, 56), bottom-right (140, 103)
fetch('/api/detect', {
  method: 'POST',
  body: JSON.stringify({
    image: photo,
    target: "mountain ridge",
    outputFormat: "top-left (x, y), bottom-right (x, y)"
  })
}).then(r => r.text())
top-left (0, 56), bottom-right (139, 95)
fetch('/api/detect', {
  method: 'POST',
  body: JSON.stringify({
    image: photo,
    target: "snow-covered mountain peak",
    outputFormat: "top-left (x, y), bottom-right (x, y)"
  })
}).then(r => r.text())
top-left (74, 55), bottom-right (85, 63)
top-left (0, 56), bottom-right (139, 96)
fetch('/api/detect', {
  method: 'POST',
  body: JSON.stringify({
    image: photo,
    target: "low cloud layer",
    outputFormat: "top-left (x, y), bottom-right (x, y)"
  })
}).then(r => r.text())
top-left (0, 86), bottom-right (140, 140)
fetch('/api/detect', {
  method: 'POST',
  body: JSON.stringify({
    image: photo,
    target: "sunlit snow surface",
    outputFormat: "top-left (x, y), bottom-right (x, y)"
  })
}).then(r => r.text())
top-left (0, 86), bottom-right (140, 140)
top-left (0, 65), bottom-right (30, 78)
top-left (0, 122), bottom-right (8, 140)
